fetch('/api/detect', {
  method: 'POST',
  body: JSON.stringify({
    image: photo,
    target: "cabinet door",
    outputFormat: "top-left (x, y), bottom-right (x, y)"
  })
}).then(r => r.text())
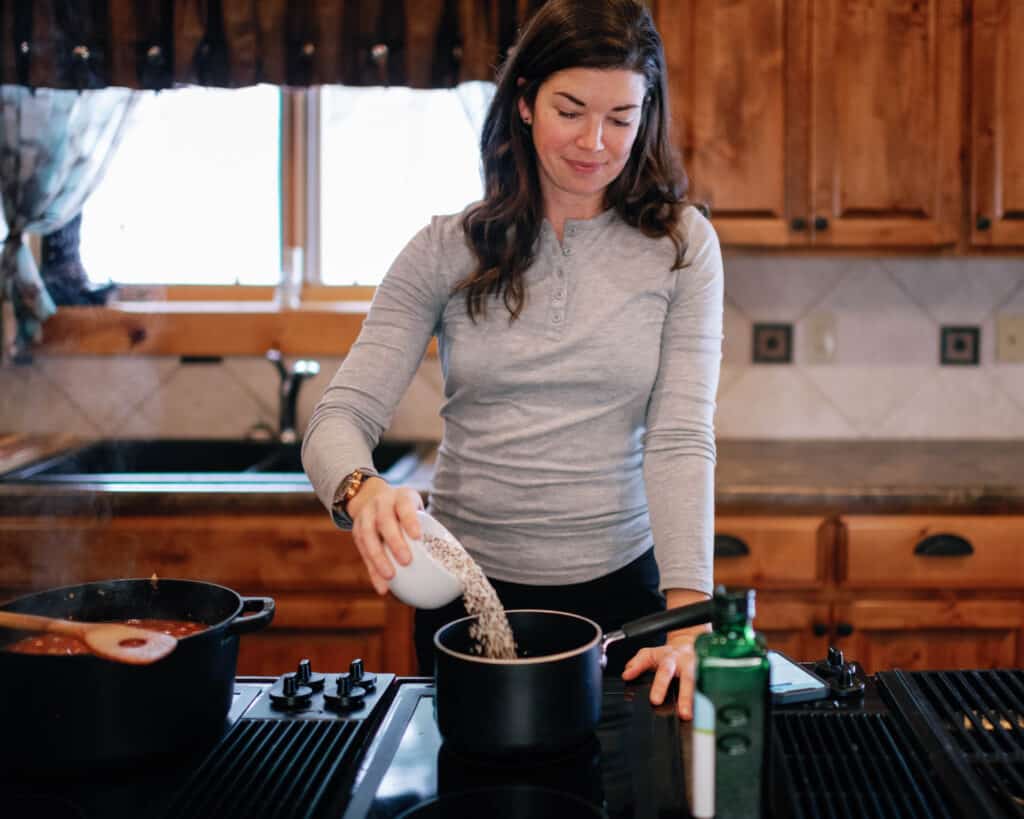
top-left (655, 0), bottom-right (811, 246)
top-left (755, 596), bottom-right (830, 663)
top-left (833, 599), bottom-right (1021, 673)
top-left (810, 0), bottom-right (963, 246)
top-left (971, 0), bottom-right (1024, 246)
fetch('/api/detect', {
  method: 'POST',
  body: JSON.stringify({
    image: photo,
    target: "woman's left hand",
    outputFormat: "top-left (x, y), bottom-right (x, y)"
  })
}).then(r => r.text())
top-left (621, 634), bottom-right (698, 721)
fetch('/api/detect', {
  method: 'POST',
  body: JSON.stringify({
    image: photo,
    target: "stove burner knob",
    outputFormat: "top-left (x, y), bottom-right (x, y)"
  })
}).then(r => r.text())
top-left (296, 658), bottom-right (326, 692)
top-left (324, 672), bottom-right (366, 713)
top-left (814, 646), bottom-right (845, 679)
top-left (831, 664), bottom-right (866, 699)
top-left (269, 672), bottom-right (314, 710)
top-left (349, 658), bottom-right (376, 692)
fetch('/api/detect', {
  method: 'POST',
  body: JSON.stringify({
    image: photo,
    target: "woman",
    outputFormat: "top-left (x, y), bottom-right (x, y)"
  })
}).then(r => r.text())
top-left (302, 0), bottom-right (723, 721)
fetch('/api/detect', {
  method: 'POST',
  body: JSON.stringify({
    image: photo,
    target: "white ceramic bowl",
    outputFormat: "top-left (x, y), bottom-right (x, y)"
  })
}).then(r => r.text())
top-left (388, 511), bottom-right (465, 609)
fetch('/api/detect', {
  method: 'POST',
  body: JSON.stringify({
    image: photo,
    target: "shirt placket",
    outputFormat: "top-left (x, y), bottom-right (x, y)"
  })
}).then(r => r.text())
top-left (549, 224), bottom-right (575, 334)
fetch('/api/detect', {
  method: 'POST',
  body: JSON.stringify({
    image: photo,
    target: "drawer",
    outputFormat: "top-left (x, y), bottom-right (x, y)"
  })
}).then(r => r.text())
top-left (713, 516), bottom-right (827, 589)
top-left (841, 515), bottom-right (1024, 590)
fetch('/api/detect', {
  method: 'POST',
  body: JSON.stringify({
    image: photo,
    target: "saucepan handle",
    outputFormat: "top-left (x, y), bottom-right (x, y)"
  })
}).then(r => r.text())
top-left (227, 596), bottom-right (276, 635)
top-left (600, 599), bottom-right (714, 662)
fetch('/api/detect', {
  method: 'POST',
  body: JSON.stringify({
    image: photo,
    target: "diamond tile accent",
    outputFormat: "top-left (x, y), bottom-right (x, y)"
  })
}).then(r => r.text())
top-left (714, 369), bottom-right (857, 439)
top-left (800, 366), bottom-right (930, 434)
top-left (0, 364), bottom-right (100, 435)
top-left (723, 254), bottom-right (849, 321)
top-left (883, 257), bottom-right (1024, 325)
top-left (814, 261), bottom-right (936, 365)
top-left (39, 356), bottom-right (177, 433)
top-left (875, 369), bottom-right (1024, 439)
top-left (129, 362), bottom-right (269, 438)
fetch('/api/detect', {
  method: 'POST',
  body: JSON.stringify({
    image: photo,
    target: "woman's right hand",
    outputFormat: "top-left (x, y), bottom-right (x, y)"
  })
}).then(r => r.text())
top-left (347, 478), bottom-right (425, 595)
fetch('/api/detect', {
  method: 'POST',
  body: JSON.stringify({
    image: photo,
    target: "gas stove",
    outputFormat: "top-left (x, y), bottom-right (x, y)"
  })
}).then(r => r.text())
top-left (4, 655), bottom-right (1023, 819)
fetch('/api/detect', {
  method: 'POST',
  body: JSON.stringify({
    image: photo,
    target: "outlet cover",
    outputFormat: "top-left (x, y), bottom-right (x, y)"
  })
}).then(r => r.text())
top-left (996, 314), bottom-right (1024, 363)
top-left (753, 323), bottom-right (793, 364)
top-left (802, 310), bottom-right (838, 365)
top-left (940, 326), bottom-right (980, 366)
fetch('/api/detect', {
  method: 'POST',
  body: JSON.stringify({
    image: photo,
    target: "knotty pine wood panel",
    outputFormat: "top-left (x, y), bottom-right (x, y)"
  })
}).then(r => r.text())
top-left (0, 514), bottom-right (374, 593)
top-left (833, 598), bottom-right (1022, 672)
top-left (714, 516), bottom-right (830, 588)
top-left (810, 0), bottom-right (963, 247)
top-left (656, 0), bottom-right (810, 246)
top-left (840, 516), bottom-right (1024, 590)
top-left (971, 0), bottom-right (1024, 247)
top-left (754, 596), bottom-right (830, 662)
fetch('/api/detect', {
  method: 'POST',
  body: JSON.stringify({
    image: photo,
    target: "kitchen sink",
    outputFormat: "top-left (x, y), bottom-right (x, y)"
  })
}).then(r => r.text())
top-left (0, 439), bottom-right (419, 485)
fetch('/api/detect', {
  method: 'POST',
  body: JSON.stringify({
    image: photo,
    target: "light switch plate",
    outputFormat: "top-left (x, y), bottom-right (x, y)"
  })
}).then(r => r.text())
top-left (802, 311), bottom-right (837, 365)
top-left (996, 314), bottom-right (1024, 363)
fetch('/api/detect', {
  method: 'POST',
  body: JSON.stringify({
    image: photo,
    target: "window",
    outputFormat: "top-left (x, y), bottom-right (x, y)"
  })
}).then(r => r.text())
top-left (80, 85), bottom-right (282, 286)
top-left (79, 82), bottom-right (495, 290)
top-left (317, 82), bottom-right (494, 285)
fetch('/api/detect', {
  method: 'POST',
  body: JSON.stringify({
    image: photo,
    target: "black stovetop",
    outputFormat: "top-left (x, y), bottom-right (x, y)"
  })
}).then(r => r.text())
top-left (6, 663), bottom-right (1023, 819)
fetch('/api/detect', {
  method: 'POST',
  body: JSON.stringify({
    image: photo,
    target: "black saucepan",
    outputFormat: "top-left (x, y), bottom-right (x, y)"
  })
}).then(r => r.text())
top-left (0, 577), bottom-right (274, 772)
top-left (433, 600), bottom-right (713, 755)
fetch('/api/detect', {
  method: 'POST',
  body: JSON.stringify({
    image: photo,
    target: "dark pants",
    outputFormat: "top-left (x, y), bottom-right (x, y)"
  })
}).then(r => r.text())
top-left (414, 547), bottom-right (667, 677)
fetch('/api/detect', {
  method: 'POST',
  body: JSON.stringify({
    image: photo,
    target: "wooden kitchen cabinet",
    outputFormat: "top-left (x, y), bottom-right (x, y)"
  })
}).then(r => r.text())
top-left (656, 0), bottom-right (963, 248)
top-left (0, 513), bottom-right (418, 676)
top-left (970, 0), bottom-right (1024, 247)
top-left (714, 516), bottom-right (833, 661)
top-left (715, 513), bottom-right (1024, 670)
top-left (835, 515), bottom-right (1024, 673)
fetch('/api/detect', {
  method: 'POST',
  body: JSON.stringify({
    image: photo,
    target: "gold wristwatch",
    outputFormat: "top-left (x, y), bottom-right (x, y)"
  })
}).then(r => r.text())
top-left (334, 468), bottom-right (367, 517)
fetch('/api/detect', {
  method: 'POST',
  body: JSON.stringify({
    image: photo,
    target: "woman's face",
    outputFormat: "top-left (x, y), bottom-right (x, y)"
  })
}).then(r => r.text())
top-left (518, 67), bottom-right (647, 218)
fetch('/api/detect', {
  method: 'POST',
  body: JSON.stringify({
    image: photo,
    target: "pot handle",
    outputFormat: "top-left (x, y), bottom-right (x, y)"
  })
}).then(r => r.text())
top-left (602, 599), bottom-right (714, 660)
top-left (227, 596), bottom-right (276, 635)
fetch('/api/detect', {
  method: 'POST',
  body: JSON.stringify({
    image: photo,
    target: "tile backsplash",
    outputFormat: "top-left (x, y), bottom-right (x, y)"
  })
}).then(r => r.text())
top-left (2, 255), bottom-right (1023, 441)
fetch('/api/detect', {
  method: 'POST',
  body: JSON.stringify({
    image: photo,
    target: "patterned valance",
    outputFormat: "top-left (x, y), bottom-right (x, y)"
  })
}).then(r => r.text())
top-left (0, 1), bottom-right (546, 91)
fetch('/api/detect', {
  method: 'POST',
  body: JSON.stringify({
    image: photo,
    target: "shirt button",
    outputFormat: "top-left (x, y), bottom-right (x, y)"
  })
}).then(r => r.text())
top-left (556, 269), bottom-right (564, 278)
top-left (562, 247), bottom-right (572, 256)
top-left (553, 288), bottom-right (564, 299)
top-left (567, 226), bottom-right (576, 237)
top-left (552, 310), bottom-right (564, 323)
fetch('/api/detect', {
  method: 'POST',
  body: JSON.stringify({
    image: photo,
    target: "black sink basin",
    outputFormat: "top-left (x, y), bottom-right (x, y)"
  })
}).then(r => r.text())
top-left (0, 439), bottom-right (419, 485)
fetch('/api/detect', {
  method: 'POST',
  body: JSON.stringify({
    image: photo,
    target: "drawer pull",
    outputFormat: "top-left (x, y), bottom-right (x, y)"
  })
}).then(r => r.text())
top-left (836, 621), bottom-right (854, 637)
top-left (913, 533), bottom-right (974, 558)
top-left (812, 621), bottom-right (828, 637)
top-left (714, 534), bottom-right (750, 559)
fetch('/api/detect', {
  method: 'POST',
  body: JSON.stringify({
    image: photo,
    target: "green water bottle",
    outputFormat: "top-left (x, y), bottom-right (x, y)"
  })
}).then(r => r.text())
top-left (690, 586), bottom-right (770, 819)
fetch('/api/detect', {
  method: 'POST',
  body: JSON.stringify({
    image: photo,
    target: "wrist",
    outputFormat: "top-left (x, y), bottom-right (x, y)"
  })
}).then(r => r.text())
top-left (345, 476), bottom-right (387, 520)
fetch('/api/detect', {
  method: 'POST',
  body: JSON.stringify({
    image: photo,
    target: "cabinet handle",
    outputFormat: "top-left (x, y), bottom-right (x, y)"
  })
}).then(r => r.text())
top-left (714, 534), bottom-right (750, 559)
top-left (790, 217), bottom-right (808, 231)
top-left (814, 216), bottom-right (829, 231)
top-left (836, 621), bottom-right (854, 637)
top-left (914, 533), bottom-right (974, 557)
top-left (812, 621), bottom-right (828, 637)
top-left (976, 215), bottom-right (992, 231)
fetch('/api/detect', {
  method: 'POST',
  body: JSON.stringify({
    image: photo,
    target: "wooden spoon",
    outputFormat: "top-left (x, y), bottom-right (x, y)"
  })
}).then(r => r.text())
top-left (0, 611), bottom-right (177, 665)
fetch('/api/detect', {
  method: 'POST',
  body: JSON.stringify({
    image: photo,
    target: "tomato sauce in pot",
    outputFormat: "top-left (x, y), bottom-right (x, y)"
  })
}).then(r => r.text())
top-left (3, 618), bottom-right (207, 656)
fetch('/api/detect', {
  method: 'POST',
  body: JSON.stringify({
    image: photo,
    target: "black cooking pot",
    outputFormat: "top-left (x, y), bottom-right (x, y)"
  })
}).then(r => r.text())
top-left (0, 577), bottom-right (274, 772)
top-left (434, 600), bottom-right (713, 755)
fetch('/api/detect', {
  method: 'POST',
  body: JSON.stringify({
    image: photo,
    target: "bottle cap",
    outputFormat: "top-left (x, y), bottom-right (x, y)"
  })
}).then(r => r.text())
top-left (712, 585), bottom-right (756, 627)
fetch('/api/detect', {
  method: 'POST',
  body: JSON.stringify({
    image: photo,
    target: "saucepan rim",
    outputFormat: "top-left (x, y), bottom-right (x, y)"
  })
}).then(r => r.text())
top-left (434, 608), bottom-right (601, 665)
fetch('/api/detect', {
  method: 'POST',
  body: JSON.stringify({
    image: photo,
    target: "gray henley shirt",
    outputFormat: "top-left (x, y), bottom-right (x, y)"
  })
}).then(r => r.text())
top-left (302, 204), bottom-right (723, 594)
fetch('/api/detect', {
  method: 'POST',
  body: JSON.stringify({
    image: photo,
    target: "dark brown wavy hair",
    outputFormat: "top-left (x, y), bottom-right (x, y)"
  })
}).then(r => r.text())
top-left (455, 0), bottom-right (690, 321)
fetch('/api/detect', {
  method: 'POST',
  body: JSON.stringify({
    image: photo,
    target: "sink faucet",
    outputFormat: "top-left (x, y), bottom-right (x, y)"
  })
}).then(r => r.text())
top-left (266, 349), bottom-right (321, 443)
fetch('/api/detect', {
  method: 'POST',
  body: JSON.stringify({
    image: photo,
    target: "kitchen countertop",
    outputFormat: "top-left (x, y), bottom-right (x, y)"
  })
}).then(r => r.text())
top-left (1, 437), bottom-right (1023, 516)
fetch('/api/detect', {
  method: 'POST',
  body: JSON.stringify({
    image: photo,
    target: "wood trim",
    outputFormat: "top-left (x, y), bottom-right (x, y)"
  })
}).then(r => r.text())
top-left (36, 298), bottom-right (437, 357)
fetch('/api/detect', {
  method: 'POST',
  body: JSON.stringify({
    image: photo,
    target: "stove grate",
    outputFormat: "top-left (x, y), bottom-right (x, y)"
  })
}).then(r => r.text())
top-left (162, 718), bottom-right (362, 819)
top-left (772, 711), bottom-right (954, 819)
top-left (911, 670), bottom-right (1024, 819)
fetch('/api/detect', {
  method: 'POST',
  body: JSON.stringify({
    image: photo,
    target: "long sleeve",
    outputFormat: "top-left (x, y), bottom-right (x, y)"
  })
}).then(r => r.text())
top-left (642, 207), bottom-right (724, 594)
top-left (301, 218), bottom-right (452, 525)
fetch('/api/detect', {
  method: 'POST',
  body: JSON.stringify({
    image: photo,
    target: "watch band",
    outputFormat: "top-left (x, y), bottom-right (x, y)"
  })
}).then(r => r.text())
top-left (335, 468), bottom-right (366, 517)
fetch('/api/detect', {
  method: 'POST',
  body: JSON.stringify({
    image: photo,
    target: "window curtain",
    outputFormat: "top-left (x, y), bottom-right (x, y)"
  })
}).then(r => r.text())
top-left (0, 86), bottom-right (135, 362)
top-left (0, 0), bottom-right (548, 92)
